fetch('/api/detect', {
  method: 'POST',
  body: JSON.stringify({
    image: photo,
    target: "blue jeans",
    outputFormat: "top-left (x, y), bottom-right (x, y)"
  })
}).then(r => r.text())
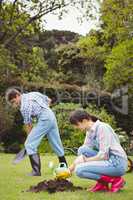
top-left (24, 108), bottom-right (64, 156)
top-left (75, 145), bottom-right (127, 180)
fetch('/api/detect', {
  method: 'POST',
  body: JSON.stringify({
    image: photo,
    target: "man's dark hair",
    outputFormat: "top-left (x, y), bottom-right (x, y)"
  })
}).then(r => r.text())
top-left (6, 88), bottom-right (21, 102)
top-left (69, 109), bottom-right (98, 125)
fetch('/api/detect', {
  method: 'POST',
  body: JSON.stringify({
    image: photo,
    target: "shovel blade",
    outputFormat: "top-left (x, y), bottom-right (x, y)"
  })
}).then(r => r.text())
top-left (12, 148), bottom-right (27, 164)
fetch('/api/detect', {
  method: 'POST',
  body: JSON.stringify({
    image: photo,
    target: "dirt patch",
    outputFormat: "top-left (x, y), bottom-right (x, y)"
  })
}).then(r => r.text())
top-left (27, 179), bottom-right (84, 193)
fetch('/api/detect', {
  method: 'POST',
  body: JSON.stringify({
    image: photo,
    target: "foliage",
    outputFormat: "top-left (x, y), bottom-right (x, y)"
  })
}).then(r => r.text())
top-left (53, 32), bottom-right (107, 86)
top-left (50, 103), bottom-right (117, 151)
top-left (100, 0), bottom-right (133, 46)
top-left (85, 104), bottom-right (117, 128)
top-left (0, 0), bottom-right (133, 152)
top-left (0, 1), bottom-right (37, 47)
top-left (20, 47), bottom-right (48, 83)
top-left (2, 110), bottom-right (26, 153)
top-left (0, 96), bottom-right (26, 153)
top-left (39, 30), bottom-right (79, 68)
top-left (52, 103), bottom-right (83, 150)
top-left (56, 43), bottom-right (90, 85)
top-left (115, 127), bottom-right (129, 154)
top-left (0, 96), bottom-right (121, 154)
top-left (104, 39), bottom-right (133, 91)
top-left (0, 46), bottom-right (18, 93)
top-left (0, 96), bottom-right (14, 136)
top-left (0, 0), bottom-right (99, 47)
top-left (77, 35), bottom-right (107, 81)
top-left (38, 102), bottom-right (118, 153)
top-left (0, 109), bottom-right (26, 153)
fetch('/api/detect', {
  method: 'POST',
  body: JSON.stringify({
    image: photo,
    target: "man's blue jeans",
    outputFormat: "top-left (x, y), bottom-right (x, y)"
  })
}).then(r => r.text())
top-left (24, 108), bottom-right (64, 156)
top-left (75, 145), bottom-right (127, 180)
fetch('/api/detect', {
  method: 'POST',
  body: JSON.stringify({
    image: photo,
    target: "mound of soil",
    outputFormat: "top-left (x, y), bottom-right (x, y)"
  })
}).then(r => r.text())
top-left (27, 179), bottom-right (84, 193)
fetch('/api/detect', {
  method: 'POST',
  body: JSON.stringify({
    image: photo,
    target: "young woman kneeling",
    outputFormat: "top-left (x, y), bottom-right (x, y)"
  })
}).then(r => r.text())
top-left (69, 110), bottom-right (127, 192)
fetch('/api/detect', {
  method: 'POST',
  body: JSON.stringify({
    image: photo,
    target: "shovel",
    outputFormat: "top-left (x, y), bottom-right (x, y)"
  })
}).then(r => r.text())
top-left (12, 148), bottom-right (27, 164)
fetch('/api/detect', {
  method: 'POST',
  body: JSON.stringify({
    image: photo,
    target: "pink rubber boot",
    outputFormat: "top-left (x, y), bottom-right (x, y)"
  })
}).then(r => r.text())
top-left (110, 177), bottom-right (125, 192)
top-left (89, 181), bottom-right (109, 192)
top-left (100, 176), bottom-right (125, 192)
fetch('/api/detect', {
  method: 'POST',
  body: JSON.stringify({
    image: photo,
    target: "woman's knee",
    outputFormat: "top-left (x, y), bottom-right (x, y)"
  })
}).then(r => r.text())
top-left (75, 165), bottom-right (100, 180)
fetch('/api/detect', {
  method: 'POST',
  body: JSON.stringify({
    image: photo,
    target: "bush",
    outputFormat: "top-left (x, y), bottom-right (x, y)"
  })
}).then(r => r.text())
top-left (5, 142), bottom-right (22, 153)
top-left (0, 96), bottom-right (14, 137)
top-left (85, 104), bottom-right (117, 128)
top-left (38, 103), bottom-right (118, 153)
top-left (1, 101), bottom-right (123, 154)
top-left (38, 138), bottom-right (54, 154)
top-left (0, 96), bottom-right (26, 153)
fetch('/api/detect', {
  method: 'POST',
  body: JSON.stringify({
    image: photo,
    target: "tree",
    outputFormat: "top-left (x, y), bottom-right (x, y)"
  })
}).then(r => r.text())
top-left (55, 33), bottom-right (107, 86)
top-left (100, 0), bottom-right (133, 46)
top-left (104, 39), bottom-right (133, 91)
top-left (0, 1), bottom-right (38, 46)
top-left (0, 0), bottom-right (101, 82)
top-left (21, 47), bottom-right (48, 83)
top-left (56, 43), bottom-right (89, 85)
top-left (38, 30), bottom-right (79, 68)
top-left (0, 46), bottom-right (18, 93)
top-left (77, 35), bottom-right (107, 82)
top-left (0, 0), bottom-right (100, 47)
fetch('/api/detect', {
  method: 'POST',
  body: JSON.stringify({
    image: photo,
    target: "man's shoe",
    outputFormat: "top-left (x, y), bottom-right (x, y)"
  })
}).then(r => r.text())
top-left (28, 154), bottom-right (41, 176)
top-left (27, 171), bottom-right (41, 176)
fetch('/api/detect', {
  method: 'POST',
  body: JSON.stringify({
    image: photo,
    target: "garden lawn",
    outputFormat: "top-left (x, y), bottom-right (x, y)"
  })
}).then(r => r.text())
top-left (0, 153), bottom-right (132, 200)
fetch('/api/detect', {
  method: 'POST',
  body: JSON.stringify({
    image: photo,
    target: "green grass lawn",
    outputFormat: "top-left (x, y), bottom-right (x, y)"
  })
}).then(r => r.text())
top-left (0, 153), bottom-right (133, 200)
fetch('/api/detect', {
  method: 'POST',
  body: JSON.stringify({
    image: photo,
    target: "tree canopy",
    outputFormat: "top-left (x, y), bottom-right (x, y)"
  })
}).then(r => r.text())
top-left (104, 39), bottom-right (133, 91)
top-left (0, 0), bottom-right (100, 47)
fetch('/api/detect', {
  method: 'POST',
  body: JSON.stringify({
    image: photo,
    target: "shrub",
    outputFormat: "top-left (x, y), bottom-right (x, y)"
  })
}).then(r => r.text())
top-left (0, 97), bottom-right (14, 137)
top-left (0, 96), bottom-right (26, 153)
top-left (39, 103), bottom-right (118, 153)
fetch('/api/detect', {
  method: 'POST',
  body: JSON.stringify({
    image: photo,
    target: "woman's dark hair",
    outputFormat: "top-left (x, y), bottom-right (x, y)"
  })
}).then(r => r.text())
top-left (69, 109), bottom-right (99, 125)
top-left (6, 88), bottom-right (21, 102)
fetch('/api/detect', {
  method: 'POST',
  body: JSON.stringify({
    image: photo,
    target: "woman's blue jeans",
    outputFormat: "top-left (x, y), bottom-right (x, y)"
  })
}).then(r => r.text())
top-left (24, 109), bottom-right (64, 157)
top-left (75, 145), bottom-right (127, 180)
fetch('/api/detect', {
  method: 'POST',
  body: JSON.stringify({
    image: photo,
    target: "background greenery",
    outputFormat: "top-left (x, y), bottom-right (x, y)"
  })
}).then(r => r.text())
top-left (0, 0), bottom-right (133, 154)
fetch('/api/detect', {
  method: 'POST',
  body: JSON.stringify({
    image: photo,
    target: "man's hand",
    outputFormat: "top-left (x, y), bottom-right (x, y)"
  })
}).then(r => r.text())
top-left (24, 124), bottom-right (32, 135)
top-left (48, 98), bottom-right (52, 106)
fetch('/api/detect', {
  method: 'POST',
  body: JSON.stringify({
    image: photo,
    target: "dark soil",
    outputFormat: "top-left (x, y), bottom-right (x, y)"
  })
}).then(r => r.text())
top-left (27, 179), bottom-right (84, 193)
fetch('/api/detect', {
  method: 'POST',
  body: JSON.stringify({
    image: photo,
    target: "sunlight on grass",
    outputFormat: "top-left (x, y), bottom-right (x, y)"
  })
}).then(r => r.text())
top-left (0, 153), bottom-right (133, 200)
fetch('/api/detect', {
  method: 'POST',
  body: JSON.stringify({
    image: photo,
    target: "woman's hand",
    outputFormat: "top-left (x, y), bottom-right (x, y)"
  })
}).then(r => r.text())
top-left (69, 155), bottom-right (87, 173)
top-left (74, 155), bottom-right (86, 165)
top-left (69, 164), bottom-right (75, 173)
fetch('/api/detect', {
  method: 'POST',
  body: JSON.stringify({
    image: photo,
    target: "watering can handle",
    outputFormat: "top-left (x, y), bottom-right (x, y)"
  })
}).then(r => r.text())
top-left (59, 162), bottom-right (67, 168)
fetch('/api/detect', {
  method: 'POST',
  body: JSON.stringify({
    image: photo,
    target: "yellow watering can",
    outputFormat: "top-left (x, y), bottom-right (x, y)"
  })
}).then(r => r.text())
top-left (54, 163), bottom-right (71, 180)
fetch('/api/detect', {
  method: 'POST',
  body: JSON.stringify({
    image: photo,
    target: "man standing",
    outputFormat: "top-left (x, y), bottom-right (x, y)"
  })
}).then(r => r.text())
top-left (6, 88), bottom-right (67, 176)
